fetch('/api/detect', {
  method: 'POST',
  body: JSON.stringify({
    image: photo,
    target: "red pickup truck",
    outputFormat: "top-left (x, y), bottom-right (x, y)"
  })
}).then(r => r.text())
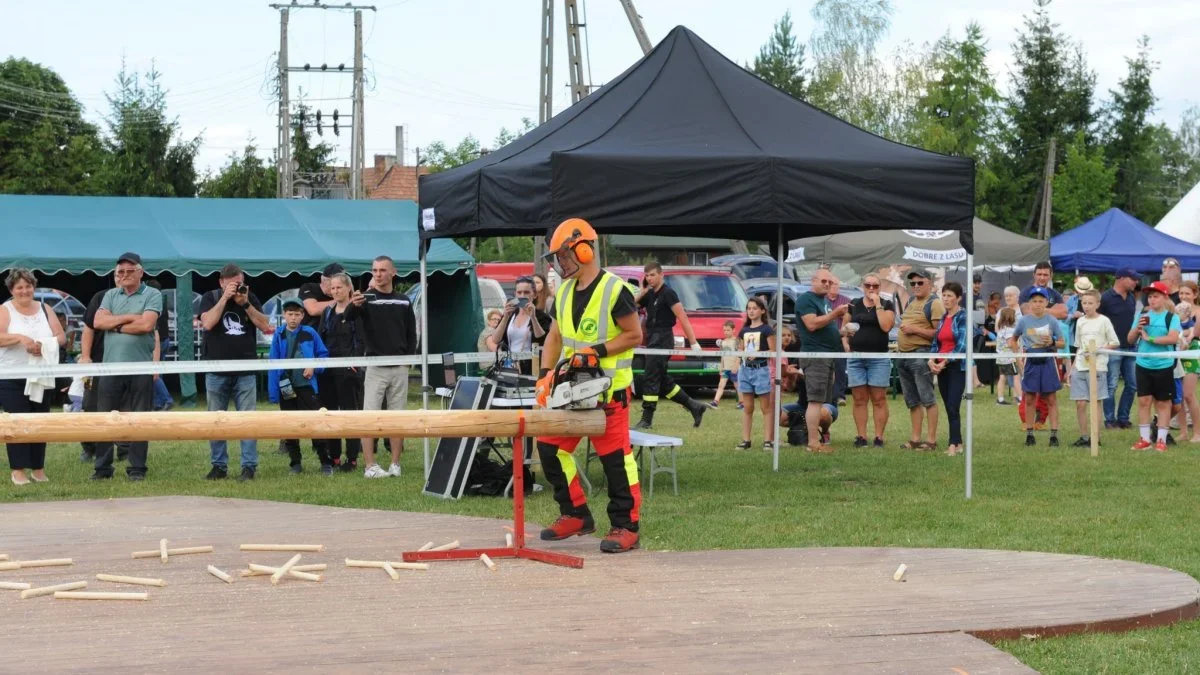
top-left (608, 265), bottom-right (748, 392)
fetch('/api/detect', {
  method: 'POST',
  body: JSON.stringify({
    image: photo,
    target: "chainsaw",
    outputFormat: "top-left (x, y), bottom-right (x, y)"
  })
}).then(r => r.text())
top-left (545, 355), bottom-right (612, 410)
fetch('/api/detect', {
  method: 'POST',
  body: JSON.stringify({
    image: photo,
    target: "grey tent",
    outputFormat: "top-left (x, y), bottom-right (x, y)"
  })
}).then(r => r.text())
top-left (787, 219), bottom-right (1047, 271)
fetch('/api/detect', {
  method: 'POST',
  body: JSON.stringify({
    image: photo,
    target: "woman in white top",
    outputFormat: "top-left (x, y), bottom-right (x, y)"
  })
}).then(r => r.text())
top-left (0, 268), bottom-right (66, 485)
top-left (488, 277), bottom-right (551, 375)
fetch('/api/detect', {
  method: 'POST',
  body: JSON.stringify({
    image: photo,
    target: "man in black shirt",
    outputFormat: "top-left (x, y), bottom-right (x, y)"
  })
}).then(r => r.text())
top-left (346, 255), bottom-right (418, 479)
top-left (299, 263), bottom-right (343, 328)
top-left (1100, 268), bottom-right (1140, 428)
top-left (632, 262), bottom-right (705, 429)
top-left (198, 263), bottom-right (272, 481)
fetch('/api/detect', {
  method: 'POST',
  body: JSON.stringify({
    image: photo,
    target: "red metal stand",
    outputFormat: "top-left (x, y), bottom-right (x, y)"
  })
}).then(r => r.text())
top-left (402, 411), bottom-right (585, 569)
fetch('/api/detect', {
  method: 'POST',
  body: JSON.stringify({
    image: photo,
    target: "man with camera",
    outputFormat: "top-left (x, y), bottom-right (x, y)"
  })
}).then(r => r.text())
top-left (198, 263), bottom-right (273, 481)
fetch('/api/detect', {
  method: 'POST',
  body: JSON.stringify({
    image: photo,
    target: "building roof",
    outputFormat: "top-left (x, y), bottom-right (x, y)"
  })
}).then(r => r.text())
top-left (364, 156), bottom-right (429, 201)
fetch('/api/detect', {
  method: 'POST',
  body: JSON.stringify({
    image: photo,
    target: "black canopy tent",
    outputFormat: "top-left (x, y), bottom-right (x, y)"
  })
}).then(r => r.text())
top-left (417, 26), bottom-right (976, 486)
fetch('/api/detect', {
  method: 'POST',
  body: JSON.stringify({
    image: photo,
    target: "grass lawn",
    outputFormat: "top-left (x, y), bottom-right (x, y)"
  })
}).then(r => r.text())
top-left (3, 387), bottom-right (1198, 673)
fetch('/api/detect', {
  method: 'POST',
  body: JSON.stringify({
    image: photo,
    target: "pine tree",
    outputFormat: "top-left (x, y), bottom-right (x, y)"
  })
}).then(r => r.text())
top-left (1052, 130), bottom-right (1115, 230)
top-left (1105, 35), bottom-right (1157, 220)
top-left (1060, 43), bottom-right (1097, 143)
top-left (751, 11), bottom-right (808, 99)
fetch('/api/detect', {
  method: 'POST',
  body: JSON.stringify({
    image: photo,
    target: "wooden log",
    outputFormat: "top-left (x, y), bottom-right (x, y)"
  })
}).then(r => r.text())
top-left (207, 566), bottom-right (234, 584)
top-left (96, 574), bottom-right (166, 588)
top-left (55, 591), bottom-right (148, 601)
top-left (2, 558), bottom-right (74, 570)
top-left (271, 554), bottom-right (303, 585)
top-left (0, 581), bottom-right (31, 591)
top-left (132, 545), bottom-right (213, 559)
top-left (382, 562), bottom-right (400, 580)
top-left (160, 539), bottom-right (169, 564)
top-left (21, 581), bottom-right (86, 599)
top-left (0, 409), bottom-right (605, 443)
top-left (344, 558), bottom-right (428, 571)
top-left (480, 554), bottom-right (497, 571)
top-left (247, 564), bottom-right (321, 581)
top-left (240, 544), bottom-right (324, 553)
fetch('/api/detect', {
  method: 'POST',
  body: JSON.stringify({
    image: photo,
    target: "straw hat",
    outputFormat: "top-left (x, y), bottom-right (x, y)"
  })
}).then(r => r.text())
top-left (1073, 276), bottom-right (1095, 293)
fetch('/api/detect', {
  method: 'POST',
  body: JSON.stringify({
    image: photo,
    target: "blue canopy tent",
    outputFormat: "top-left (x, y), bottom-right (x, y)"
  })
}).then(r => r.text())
top-left (1050, 207), bottom-right (1200, 272)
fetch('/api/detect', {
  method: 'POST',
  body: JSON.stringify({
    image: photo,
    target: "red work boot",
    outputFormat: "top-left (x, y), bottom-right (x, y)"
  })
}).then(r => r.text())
top-left (600, 528), bottom-right (640, 553)
top-left (539, 515), bottom-right (595, 541)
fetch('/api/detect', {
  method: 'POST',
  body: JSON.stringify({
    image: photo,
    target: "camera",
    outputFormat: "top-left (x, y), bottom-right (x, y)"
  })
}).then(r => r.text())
top-left (278, 376), bottom-right (297, 400)
top-left (516, 297), bottom-right (530, 309)
top-left (236, 284), bottom-right (248, 295)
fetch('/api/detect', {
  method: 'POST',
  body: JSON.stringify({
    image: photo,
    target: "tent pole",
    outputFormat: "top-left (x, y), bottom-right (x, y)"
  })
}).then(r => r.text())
top-left (420, 240), bottom-right (431, 480)
top-left (773, 225), bottom-right (783, 472)
top-left (965, 252), bottom-right (974, 499)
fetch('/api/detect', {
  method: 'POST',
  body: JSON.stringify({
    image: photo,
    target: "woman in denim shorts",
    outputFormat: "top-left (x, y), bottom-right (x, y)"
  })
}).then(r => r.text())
top-left (845, 274), bottom-right (896, 448)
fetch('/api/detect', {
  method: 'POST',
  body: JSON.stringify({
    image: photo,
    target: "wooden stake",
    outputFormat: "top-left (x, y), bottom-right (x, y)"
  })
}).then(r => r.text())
top-left (241, 544), bottom-right (324, 553)
top-left (240, 563), bottom-right (326, 577)
top-left (0, 554), bottom-right (8, 561)
top-left (160, 538), bottom-right (169, 564)
top-left (207, 566), bottom-right (234, 584)
top-left (21, 581), bottom-right (87, 599)
top-left (132, 545), bottom-right (213, 559)
top-left (0, 581), bottom-right (31, 591)
top-left (1087, 340), bottom-right (1100, 457)
top-left (96, 574), bottom-right (166, 588)
top-left (271, 554), bottom-right (303, 585)
top-left (0, 409), bottom-right (605, 443)
top-left (417, 542), bottom-right (434, 552)
top-left (55, 591), bottom-right (148, 601)
top-left (480, 554), bottom-right (497, 571)
top-left (0, 562), bottom-right (20, 571)
top-left (2, 558), bottom-right (74, 569)
top-left (893, 564), bottom-right (908, 582)
top-left (345, 558), bottom-right (429, 571)
top-left (382, 562), bottom-right (400, 580)
top-left (247, 564), bottom-right (322, 582)
top-left (430, 540), bottom-right (459, 552)
top-left (505, 533), bottom-right (513, 548)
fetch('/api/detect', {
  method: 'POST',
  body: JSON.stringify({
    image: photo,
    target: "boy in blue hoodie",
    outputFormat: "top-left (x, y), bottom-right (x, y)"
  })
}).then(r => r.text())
top-left (269, 298), bottom-right (333, 474)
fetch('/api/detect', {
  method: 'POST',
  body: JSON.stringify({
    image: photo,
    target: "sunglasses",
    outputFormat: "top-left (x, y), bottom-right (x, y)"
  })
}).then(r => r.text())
top-left (863, 283), bottom-right (880, 289)
top-left (909, 280), bottom-right (926, 287)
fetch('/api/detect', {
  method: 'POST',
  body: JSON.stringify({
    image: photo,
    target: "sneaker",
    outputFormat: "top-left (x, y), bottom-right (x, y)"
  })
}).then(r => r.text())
top-left (205, 466), bottom-right (227, 480)
top-left (388, 463), bottom-right (402, 477)
top-left (1071, 437), bottom-right (1090, 448)
top-left (1165, 434), bottom-right (1176, 446)
top-left (599, 528), bottom-right (640, 553)
top-left (736, 403), bottom-right (744, 410)
top-left (1154, 440), bottom-right (1168, 453)
top-left (873, 437), bottom-right (885, 448)
top-left (237, 467), bottom-right (256, 482)
top-left (363, 464), bottom-right (389, 478)
top-left (78, 450), bottom-right (94, 463)
top-left (289, 465), bottom-right (303, 474)
top-left (321, 464), bottom-right (334, 477)
top-left (707, 401), bottom-right (719, 409)
top-left (997, 399), bottom-right (1011, 405)
top-left (127, 473), bottom-right (145, 482)
top-left (339, 460), bottom-right (358, 473)
top-left (1104, 421), bottom-right (1117, 429)
top-left (762, 441), bottom-right (773, 451)
top-left (89, 473), bottom-right (112, 481)
top-left (1131, 439), bottom-right (1152, 451)
top-left (1048, 436), bottom-right (1059, 447)
top-left (807, 444), bottom-right (835, 454)
top-left (734, 440), bottom-right (752, 450)
top-left (540, 515), bottom-right (595, 541)
top-left (1118, 421), bottom-right (1133, 430)
top-left (1025, 434), bottom-right (1036, 447)
top-left (854, 436), bottom-right (868, 448)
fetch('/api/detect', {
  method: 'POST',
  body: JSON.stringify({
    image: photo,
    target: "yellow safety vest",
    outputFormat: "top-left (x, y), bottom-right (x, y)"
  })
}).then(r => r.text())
top-left (555, 270), bottom-right (634, 399)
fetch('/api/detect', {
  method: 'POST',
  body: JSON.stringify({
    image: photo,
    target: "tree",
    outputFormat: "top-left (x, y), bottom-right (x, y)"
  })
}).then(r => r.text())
top-left (493, 117), bottom-right (536, 149)
top-left (1104, 35), bottom-right (1158, 220)
top-left (1137, 123), bottom-right (1197, 225)
top-left (198, 142), bottom-right (276, 198)
top-left (995, 0), bottom-right (1070, 232)
top-left (290, 100), bottom-right (336, 174)
top-left (1060, 43), bottom-right (1098, 143)
top-left (806, 0), bottom-right (894, 127)
top-left (422, 134), bottom-right (482, 173)
top-left (1052, 131), bottom-right (1115, 230)
top-left (99, 62), bottom-right (201, 197)
top-left (0, 58), bottom-right (104, 195)
top-left (751, 11), bottom-right (808, 99)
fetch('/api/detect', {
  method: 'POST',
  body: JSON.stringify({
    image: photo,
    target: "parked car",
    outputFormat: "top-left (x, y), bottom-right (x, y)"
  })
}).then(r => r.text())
top-left (710, 254), bottom-right (802, 285)
top-left (744, 279), bottom-right (863, 331)
top-left (608, 265), bottom-right (748, 391)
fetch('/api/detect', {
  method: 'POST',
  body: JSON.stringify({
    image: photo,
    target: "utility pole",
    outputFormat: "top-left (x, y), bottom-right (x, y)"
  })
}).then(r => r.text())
top-left (270, 2), bottom-right (375, 199)
top-left (619, 0), bottom-right (652, 54)
top-left (277, 8), bottom-right (291, 198)
top-left (1039, 137), bottom-right (1056, 240)
top-left (533, 0), bottom-right (555, 274)
top-left (564, 0), bottom-right (587, 103)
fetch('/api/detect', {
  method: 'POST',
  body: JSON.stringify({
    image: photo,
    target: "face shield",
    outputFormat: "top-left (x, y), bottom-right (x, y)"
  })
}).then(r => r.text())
top-left (545, 244), bottom-right (581, 279)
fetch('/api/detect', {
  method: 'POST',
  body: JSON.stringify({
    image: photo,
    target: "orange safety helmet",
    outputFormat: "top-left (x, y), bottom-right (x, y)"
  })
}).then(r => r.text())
top-left (545, 217), bottom-right (597, 265)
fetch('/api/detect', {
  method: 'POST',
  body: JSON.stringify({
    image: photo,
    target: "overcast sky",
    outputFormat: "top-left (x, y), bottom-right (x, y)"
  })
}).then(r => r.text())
top-left (4, 0), bottom-right (1196, 174)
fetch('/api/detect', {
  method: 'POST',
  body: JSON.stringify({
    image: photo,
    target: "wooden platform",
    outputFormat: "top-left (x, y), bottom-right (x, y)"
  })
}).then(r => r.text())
top-left (1, 497), bottom-right (1196, 673)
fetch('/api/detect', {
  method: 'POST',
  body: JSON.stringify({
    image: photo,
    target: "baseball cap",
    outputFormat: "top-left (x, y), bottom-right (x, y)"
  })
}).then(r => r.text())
top-left (1027, 286), bottom-right (1052, 299)
top-left (281, 297), bottom-right (305, 311)
top-left (906, 269), bottom-right (931, 280)
top-left (972, 273), bottom-right (982, 283)
top-left (1115, 267), bottom-right (1139, 280)
top-left (1145, 281), bottom-right (1171, 297)
top-left (117, 252), bottom-right (141, 266)
top-left (322, 263), bottom-right (345, 277)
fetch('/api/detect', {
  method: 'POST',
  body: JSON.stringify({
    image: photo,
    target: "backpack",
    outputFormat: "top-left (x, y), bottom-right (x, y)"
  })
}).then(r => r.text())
top-left (463, 444), bottom-right (534, 497)
top-left (905, 295), bottom-right (935, 324)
